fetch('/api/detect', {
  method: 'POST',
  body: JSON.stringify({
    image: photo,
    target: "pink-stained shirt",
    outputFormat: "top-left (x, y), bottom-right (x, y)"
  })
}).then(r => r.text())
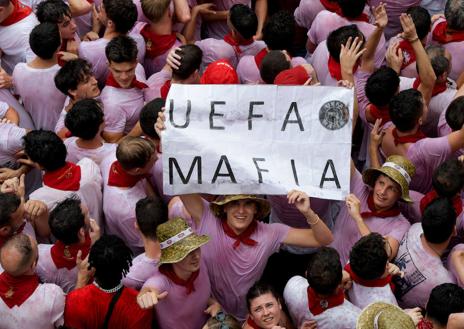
top-left (0, 121), bottom-right (26, 166)
top-left (347, 280), bottom-right (398, 310)
top-left (142, 260), bottom-right (210, 329)
top-left (64, 137), bottom-right (117, 166)
top-left (122, 253), bottom-right (159, 290)
top-left (447, 243), bottom-right (464, 288)
top-left (12, 63), bottom-right (66, 130)
top-left (149, 154), bottom-right (172, 204)
top-left (393, 223), bottom-right (456, 309)
top-left (204, 0), bottom-right (251, 39)
top-left (437, 108), bottom-right (464, 157)
top-left (293, 0), bottom-right (326, 29)
top-left (0, 282), bottom-right (65, 329)
top-left (0, 88), bottom-right (35, 129)
top-left (421, 0), bottom-right (446, 16)
top-left (144, 67), bottom-right (171, 102)
top-left (331, 169), bottom-right (411, 266)
top-left (283, 275), bottom-right (361, 329)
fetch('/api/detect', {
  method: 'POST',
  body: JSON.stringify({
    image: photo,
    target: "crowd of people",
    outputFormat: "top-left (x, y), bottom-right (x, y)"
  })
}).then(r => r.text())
top-left (1, 0), bottom-right (464, 328)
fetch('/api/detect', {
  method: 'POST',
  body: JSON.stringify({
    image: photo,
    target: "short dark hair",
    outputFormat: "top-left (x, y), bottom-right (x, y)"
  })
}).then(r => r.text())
top-left (172, 45), bottom-right (202, 80)
top-left (0, 193), bottom-right (21, 229)
top-left (327, 25), bottom-right (364, 62)
top-left (54, 59), bottom-right (94, 98)
top-left (49, 197), bottom-right (85, 245)
top-left (246, 281), bottom-right (280, 311)
top-left (422, 197), bottom-right (456, 244)
top-left (446, 96), bottom-right (464, 131)
top-left (365, 66), bottom-right (400, 107)
top-left (103, 0), bottom-right (137, 34)
top-left (306, 247), bottom-right (342, 295)
top-left (140, 98), bottom-right (165, 139)
top-left (23, 130), bottom-right (67, 171)
top-left (338, 0), bottom-right (366, 19)
top-left (262, 11), bottom-right (295, 51)
top-left (426, 283), bottom-right (464, 326)
top-left (29, 22), bottom-right (61, 60)
top-left (0, 0), bottom-right (10, 8)
top-left (116, 136), bottom-right (154, 170)
top-left (349, 233), bottom-right (388, 280)
top-left (407, 6), bottom-right (431, 40)
top-left (105, 35), bottom-right (138, 64)
top-left (389, 89), bottom-right (423, 131)
top-left (426, 45), bottom-right (450, 77)
top-left (445, 0), bottom-right (464, 30)
top-left (36, 0), bottom-right (71, 24)
top-left (432, 159), bottom-right (464, 197)
top-left (65, 99), bottom-right (104, 140)
top-left (260, 50), bottom-right (290, 84)
top-left (135, 197), bottom-right (167, 240)
top-left (229, 4), bottom-right (257, 40)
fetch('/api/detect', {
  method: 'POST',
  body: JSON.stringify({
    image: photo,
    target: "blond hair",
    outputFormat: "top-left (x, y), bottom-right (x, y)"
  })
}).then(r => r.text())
top-left (116, 136), bottom-right (154, 170)
top-left (141, 0), bottom-right (171, 23)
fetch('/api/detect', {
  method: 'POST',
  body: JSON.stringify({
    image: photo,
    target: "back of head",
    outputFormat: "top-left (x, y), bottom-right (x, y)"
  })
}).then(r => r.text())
top-left (260, 50), bottom-right (290, 84)
top-left (36, 0), bottom-right (71, 24)
top-left (349, 233), bottom-right (388, 280)
top-left (0, 193), bottom-right (20, 230)
top-left (229, 4), bottom-right (257, 40)
top-left (426, 45), bottom-right (450, 77)
top-left (246, 281), bottom-right (279, 311)
top-left (141, 0), bottom-right (170, 23)
top-left (172, 44), bottom-right (202, 80)
top-left (432, 159), bottom-right (464, 197)
top-left (140, 98), bottom-right (165, 140)
top-left (446, 96), bottom-right (464, 131)
top-left (365, 66), bottom-right (400, 106)
top-left (65, 99), bottom-right (104, 140)
top-left (0, 234), bottom-right (36, 276)
top-left (116, 136), bottom-right (154, 170)
top-left (445, 0), bottom-right (464, 30)
top-left (55, 58), bottom-right (93, 98)
top-left (262, 11), bottom-right (295, 51)
top-left (23, 130), bottom-right (66, 171)
top-left (103, 0), bottom-right (137, 33)
top-left (407, 6), bottom-right (431, 40)
top-left (49, 197), bottom-right (85, 245)
top-left (135, 196), bottom-right (167, 240)
top-left (105, 35), bottom-right (138, 63)
top-left (306, 247), bottom-right (342, 295)
top-left (338, 0), bottom-right (366, 19)
top-left (327, 25), bottom-right (364, 61)
top-left (426, 283), bottom-right (464, 326)
top-left (422, 197), bottom-right (456, 243)
top-left (29, 22), bottom-right (61, 60)
top-left (389, 89), bottom-right (423, 132)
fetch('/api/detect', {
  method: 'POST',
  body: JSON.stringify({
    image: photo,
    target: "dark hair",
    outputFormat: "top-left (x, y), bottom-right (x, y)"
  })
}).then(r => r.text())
top-left (116, 136), bottom-right (154, 170)
top-left (422, 197), bottom-right (456, 244)
top-left (260, 50), bottom-right (290, 84)
top-left (446, 96), bottom-right (464, 131)
top-left (432, 159), bottom-right (464, 197)
top-left (306, 247), bottom-right (342, 295)
top-left (426, 45), bottom-right (450, 77)
top-left (349, 233), bottom-right (388, 280)
top-left (229, 4), bottom-right (257, 40)
top-left (172, 45), bottom-right (202, 80)
top-left (338, 0), bottom-right (366, 19)
top-left (65, 99), bottom-right (104, 140)
top-left (105, 35), bottom-right (138, 64)
top-left (262, 11), bottom-right (295, 51)
top-left (49, 197), bottom-right (85, 245)
top-left (426, 283), bottom-right (464, 326)
top-left (2, 234), bottom-right (35, 275)
top-left (103, 0), bottom-right (137, 34)
top-left (327, 25), bottom-right (364, 62)
top-left (23, 130), bottom-right (66, 171)
top-left (0, 193), bottom-right (21, 229)
top-left (29, 22), bottom-right (61, 59)
top-left (389, 89), bottom-right (423, 131)
top-left (135, 197), bottom-right (167, 240)
top-left (407, 6), bottom-right (431, 40)
top-left (445, 0), bottom-right (464, 30)
top-left (88, 235), bottom-right (133, 289)
top-left (0, 0), bottom-right (10, 7)
top-left (246, 281), bottom-right (280, 311)
top-left (140, 98), bottom-right (165, 139)
top-left (54, 59), bottom-right (94, 98)
top-left (365, 66), bottom-right (400, 107)
top-left (36, 0), bottom-right (71, 24)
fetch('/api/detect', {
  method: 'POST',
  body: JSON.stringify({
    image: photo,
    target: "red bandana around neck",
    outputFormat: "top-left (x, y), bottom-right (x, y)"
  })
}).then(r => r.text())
top-left (432, 21), bottom-right (464, 44)
top-left (43, 162), bottom-right (81, 191)
top-left (254, 48), bottom-right (268, 68)
top-left (107, 161), bottom-right (147, 188)
top-left (344, 263), bottom-right (395, 291)
top-left (221, 219), bottom-right (258, 249)
top-left (320, 0), bottom-right (341, 13)
top-left (417, 319), bottom-right (434, 329)
top-left (360, 192), bottom-right (401, 219)
top-left (328, 56), bottom-right (358, 81)
top-left (413, 78), bottom-right (447, 97)
top-left (105, 73), bottom-right (148, 90)
top-left (367, 103), bottom-right (390, 125)
top-left (50, 232), bottom-right (91, 270)
top-left (246, 318), bottom-right (261, 329)
top-left (0, 272), bottom-right (39, 308)
top-left (0, 0), bottom-right (32, 26)
top-left (307, 286), bottom-right (345, 316)
top-left (392, 128), bottom-right (426, 146)
top-left (159, 264), bottom-right (199, 295)
top-left (160, 79), bottom-right (172, 99)
top-left (399, 39), bottom-right (416, 69)
top-left (420, 190), bottom-right (463, 216)
top-left (224, 32), bottom-right (254, 56)
top-left (140, 25), bottom-right (177, 58)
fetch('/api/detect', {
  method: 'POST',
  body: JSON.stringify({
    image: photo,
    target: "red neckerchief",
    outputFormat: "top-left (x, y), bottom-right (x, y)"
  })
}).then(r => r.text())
top-left (140, 25), bottom-right (177, 58)
top-left (57, 39), bottom-right (73, 67)
top-left (392, 128), bottom-right (426, 146)
top-left (160, 79), bottom-right (171, 99)
top-left (344, 263), bottom-right (395, 292)
top-left (360, 192), bottom-right (401, 219)
top-left (417, 319), bottom-right (434, 329)
top-left (221, 219), bottom-right (258, 249)
top-left (320, 0), bottom-right (341, 13)
top-left (223, 32), bottom-right (254, 56)
top-left (107, 161), bottom-right (147, 188)
top-left (43, 162), bottom-right (81, 191)
top-left (307, 286), bottom-right (345, 316)
top-left (0, 272), bottom-right (39, 308)
top-left (367, 103), bottom-right (390, 125)
top-left (432, 21), bottom-right (464, 44)
top-left (0, 221), bottom-right (26, 249)
top-left (159, 264), bottom-right (199, 295)
top-left (413, 78), bottom-right (447, 97)
top-left (399, 40), bottom-right (416, 69)
top-left (246, 318), bottom-right (261, 329)
top-left (105, 73), bottom-right (148, 90)
top-left (420, 190), bottom-right (463, 216)
top-left (328, 56), bottom-right (358, 81)
top-left (0, 0), bottom-right (32, 26)
top-left (254, 48), bottom-right (268, 68)
top-left (50, 232), bottom-right (91, 270)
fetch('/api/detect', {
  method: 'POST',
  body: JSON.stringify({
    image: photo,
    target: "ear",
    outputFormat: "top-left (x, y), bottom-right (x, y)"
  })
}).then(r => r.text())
top-left (0, 226), bottom-right (11, 237)
top-left (78, 227), bottom-right (86, 242)
top-left (68, 88), bottom-right (78, 99)
top-left (134, 221), bottom-right (140, 232)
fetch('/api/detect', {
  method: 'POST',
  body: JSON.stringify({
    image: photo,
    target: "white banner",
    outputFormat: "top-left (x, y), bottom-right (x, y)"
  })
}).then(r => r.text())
top-left (162, 84), bottom-right (353, 200)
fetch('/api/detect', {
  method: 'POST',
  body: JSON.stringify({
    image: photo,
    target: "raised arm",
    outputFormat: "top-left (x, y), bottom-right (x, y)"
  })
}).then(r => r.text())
top-left (173, 0), bottom-right (191, 23)
top-left (360, 2), bottom-right (387, 73)
top-left (254, 0), bottom-right (267, 40)
top-left (183, 3), bottom-right (215, 43)
top-left (369, 119), bottom-right (385, 169)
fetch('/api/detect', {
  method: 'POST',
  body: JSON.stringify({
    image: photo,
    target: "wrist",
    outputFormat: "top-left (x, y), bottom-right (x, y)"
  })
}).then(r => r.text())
top-left (408, 36), bottom-right (419, 43)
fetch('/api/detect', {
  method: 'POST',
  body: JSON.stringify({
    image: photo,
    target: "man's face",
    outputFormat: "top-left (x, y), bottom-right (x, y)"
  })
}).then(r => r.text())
top-left (224, 199), bottom-right (257, 235)
top-left (173, 247), bottom-right (201, 273)
top-left (58, 14), bottom-right (77, 40)
top-left (109, 61), bottom-right (137, 88)
top-left (372, 174), bottom-right (401, 211)
top-left (73, 73), bottom-right (100, 100)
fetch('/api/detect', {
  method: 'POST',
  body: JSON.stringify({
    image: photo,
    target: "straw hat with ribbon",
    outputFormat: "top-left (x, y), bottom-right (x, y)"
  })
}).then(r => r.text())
top-left (210, 195), bottom-right (271, 221)
top-left (157, 217), bottom-right (210, 264)
top-left (362, 155), bottom-right (416, 203)
top-left (357, 302), bottom-right (415, 329)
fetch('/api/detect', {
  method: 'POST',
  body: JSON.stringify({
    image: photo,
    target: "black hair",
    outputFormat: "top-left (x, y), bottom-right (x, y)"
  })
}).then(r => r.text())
top-left (65, 99), bottom-right (104, 140)
top-left (103, 0), bottom-right (137, 34)
top-left (422, 197), bottom-right (457, 244)
top-left (0, 193), bottom-right (21, 229)
top-left (407, 6), bottom-right (431, 40)
top-left (23, 130), bottom-right (66, 171)
top-left (432, 159), bottom-right (464, 197)
top-left (327, 25), bottom-right (364, 62)
top-left (262, 11), bottom-right (295, 51)
top-left (172, 44), bottom-right (202, 80)
top-left (135, 197), bottom-right (167, 240)
top-left (260, 50), bottom-right (290, 84)
top-left (426, 45), bottom-right (450, 77)
top-left (365, 66), bottom-right (400, 107)
top-left (49, 196), bottom-right (85, 245)
top-left (389, 89), bottom-right (423, 131)
top-left (445, 0), bottom-right (464, 30)
top-left (54, 59), bottom-right (94, 98)
top-left (29, 22), bottom-right (61, 60)
top-left (105, 35), bottom-right (138, 64)
top-left (426, 283), bottom-right (464, 326)
top-left (446, 96), bottom-right (464, 131)
top-left (349, 233), bottom-right (388, 280)
top-left (306, 247), bottom-right (342, 295)
top-left (338, 0), bottom-right (366, 19)
top-left (140, 98), bottom-right (165, 139)
top-left (229, 4), bottom-right (258, 40)
top-left (246, 281), bottom-right (280, 311)
top-left (0, 0), bottom-right (10, 7)
top-left (36, 0), bottom-right (71, 24)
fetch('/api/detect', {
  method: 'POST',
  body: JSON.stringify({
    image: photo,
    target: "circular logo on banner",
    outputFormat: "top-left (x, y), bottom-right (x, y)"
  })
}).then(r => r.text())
top-left (319, 100), bottom-right (349, 130)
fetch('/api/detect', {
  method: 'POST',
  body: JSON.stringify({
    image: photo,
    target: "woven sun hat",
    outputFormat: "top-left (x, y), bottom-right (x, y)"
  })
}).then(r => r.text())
top-left (362, 155), bottom-right (416, 203)
top-left (210, 195), bottom-right (271, 221)
top-left (157, 217), bottom-right (210, 264)
top-left (357, 302), bottom-right (415, 329)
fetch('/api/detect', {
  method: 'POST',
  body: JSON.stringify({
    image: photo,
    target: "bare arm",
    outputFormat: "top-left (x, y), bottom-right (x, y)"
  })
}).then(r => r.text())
top-left (179, 194), bottom-right (204, 228)
top-left (448, 313), bottom-right (464, 329)
top-left (4, 106), bottom-right (19, 124)
top-left (183, 4), bottom-right (215, 43)
top-left (173, 0), bottom-right (191, 23)
top-left (102, 131), bottom-right (124, 143)
top-left (254, 0), bottom-right (267, 40)
top-left (450, 248), bottom-right (464, 286)
top-left (68, 0), bottom-right (92, 17)
top-left (369, 119), bottom-right (385, 169)
top-left (360, 3), bottom-right (387, 73)
top-left (448, 124), bottom-right (464, 153)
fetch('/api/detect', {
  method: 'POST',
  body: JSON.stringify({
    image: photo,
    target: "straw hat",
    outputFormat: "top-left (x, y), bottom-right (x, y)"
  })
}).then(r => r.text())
top-left (157, 217), bottom-right (210, 264)
top-left (362, 155), bottom-right (416, 203)
top-left (357, 302), bottom-right (415, 329)
top-left (210, 195), bottom-right (271, 221)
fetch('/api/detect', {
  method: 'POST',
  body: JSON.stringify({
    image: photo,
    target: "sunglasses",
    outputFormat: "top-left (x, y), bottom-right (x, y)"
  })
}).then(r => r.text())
top-left (215, 311), bottom-right (230, 329)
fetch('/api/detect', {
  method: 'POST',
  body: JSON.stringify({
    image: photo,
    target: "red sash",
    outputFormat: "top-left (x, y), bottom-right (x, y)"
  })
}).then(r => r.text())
top-left (417, 319), bottom-right (434, 329)
top-left (106, 73), bottom-right (148, 90)
top-left (159, 264), bottom-right (199, 295)
top-left (392, 128), bottom-right (426, 146)
top-left (221, 220), bottom-right (258, 249)
top-left (367, 104), bottom-right (390, 125)
top-left (413, 78), bottom-right (447, 97)
top-left (344, 263), bottom-right (395, 291)
top-left (307, 286), bottom-right (345, 315)
top-left (160, 79), bottom-right (171, 99)
top-left (0, 0), bottom-right (32, 26)
top-left (246, 318), bottom-right (261, 329)
top-left (320, 0), bottom-right (340, 13)
top-left (254, 48), bottom-right (268, 69)
top-left (43, 162), bottom-right (81, 191)
top-left (399, 40), bottom-right (416, 69)
top-left (360, 193), bottom-right (401, 219)
top-left (420, 190), bottom-right (463, 216)
top-left (50, 232), bottom-right (91, 270)
top-left (328, 56), bottom-right (358, 81)
top-left (432, 21), bottom-right (464, 44)
top-left (140, 25), bottom-right (177, 58)
top-left (224, 32), bottom-right (254, 56)
top-left (0, 272), bottom-right (39, 308)
top-left (107, 161), bottom-right (147, 188)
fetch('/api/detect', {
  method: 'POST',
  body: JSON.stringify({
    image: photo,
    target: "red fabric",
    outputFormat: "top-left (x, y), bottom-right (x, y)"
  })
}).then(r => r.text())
top-left (140, 25), bottom-right (177, 58)
top-left (367, 103), bottom-right (390, 125)
top-left (221, 220), bottom-right (258, 249)
top-left (432, 21), bottom-right (464, 44)
top-left (420, 190), bottom-right (463, 216)
top-left (107, 161), bottom-right (147, 188)
top-left (246, 317), bottom-right (261, 329)
top-left (43, 162), bottom-right (81, 191)
top-left (274, 66), bottom-right (309, 85)
top-left (200, 59), bottom-right (239, 84)
top-left (0, 272), bottom-right (39, 308)
top-left (392, 128), bottom-right (426, 146)
top-left (223, 32), bottom-right (254, 56)
top-left (344, 263), bottom-right (395, 291)
top-left (0, 0), bottom-right (32, 26)
top-left (254, 48), bottom-right (268, 68)
top-left (160, 79), bottom-right (171, 99)
top-left (413, 78), bottom-right (447, 97)
top-left (320, 0), bottom-right (340, 13)
top-left (307, 286), bottom-right (345, 316)
top-left (159, 264), bottom-right (199, 295)
top-left (417, 319), bottom-right (434, 329)
top-left (106, 73), bottom-right (147, 90)
top-left (50, 233), bottom-right (91, 270)
top-left (328, 56), bottom-right (358, 81)
top-left (360, 192), bottom-right (401, 219)
top-left (399, 40), bottom-right (416, 69)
